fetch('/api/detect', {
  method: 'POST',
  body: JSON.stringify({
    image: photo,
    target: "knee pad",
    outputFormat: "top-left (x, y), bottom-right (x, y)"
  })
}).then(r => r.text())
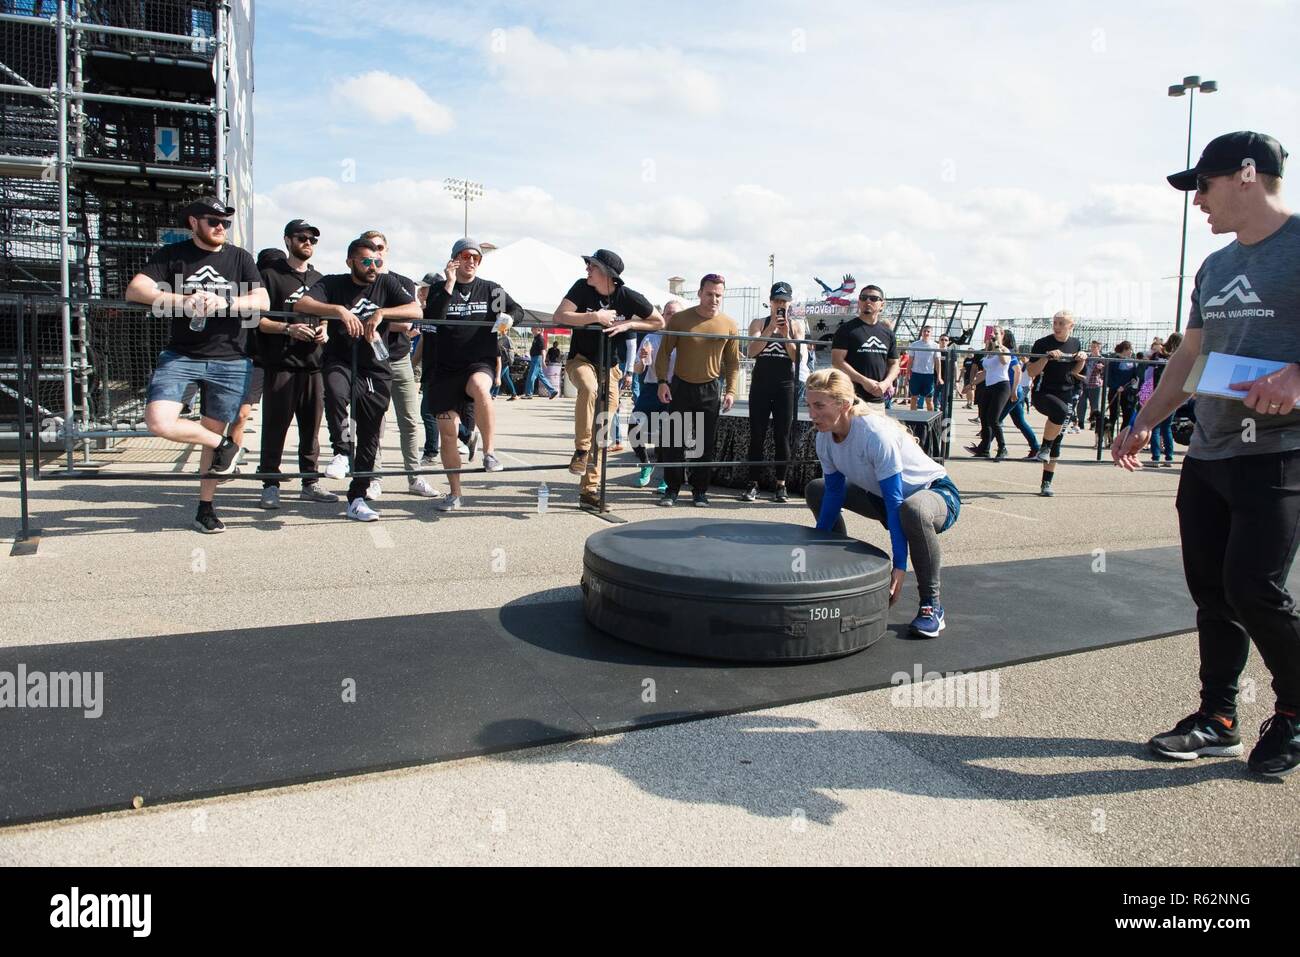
top-left (1050, 434), bottom-right (1064, 459)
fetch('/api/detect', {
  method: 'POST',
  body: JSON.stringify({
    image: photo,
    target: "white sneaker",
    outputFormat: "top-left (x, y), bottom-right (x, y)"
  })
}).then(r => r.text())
top-left (366, 479), bottom-right (383, 501)
top-left (347, 498), bottom-right (379, 522)
top-left (324, 453), bottom-right (349, 480)
top-left (433, 495), bottom-right (463, 512)
top-left (258, 486), bottom-right (280, 509)
top-left (457, 441), bottom-right (469, 457)
top-left (408, 477), bottom-right (442, 498)
top-left (467, 429), bottom-right (480, 461)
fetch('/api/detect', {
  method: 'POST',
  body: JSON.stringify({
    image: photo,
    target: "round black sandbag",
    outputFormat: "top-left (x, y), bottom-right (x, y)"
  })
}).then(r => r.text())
top-left (582, 518), bottom-right (891, 662)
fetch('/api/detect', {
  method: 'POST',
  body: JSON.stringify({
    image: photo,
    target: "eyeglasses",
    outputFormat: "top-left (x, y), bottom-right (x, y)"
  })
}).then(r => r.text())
top-left (203, 217), bottom-right (231, 229)
top-left (860, 295), bottom-right (883, 303)
top-left (359, 257), bottom-right (383, 268)
top-left (700, 274), bottom-right (726, 286)
top-left (291, 234), bottom-right (319, 244)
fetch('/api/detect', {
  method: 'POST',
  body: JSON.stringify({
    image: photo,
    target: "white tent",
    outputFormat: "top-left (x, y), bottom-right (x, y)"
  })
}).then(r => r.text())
top-left (474, 237), bottom-right (679, 325)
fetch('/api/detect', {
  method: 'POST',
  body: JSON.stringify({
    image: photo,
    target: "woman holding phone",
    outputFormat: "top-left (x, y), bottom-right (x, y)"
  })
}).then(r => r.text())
top-left (740, 282), bottom-right (799, 503)
top-left (803, 367), bottom-right (962, 638)
top-left (966, 326), bottom-right (1013, 460)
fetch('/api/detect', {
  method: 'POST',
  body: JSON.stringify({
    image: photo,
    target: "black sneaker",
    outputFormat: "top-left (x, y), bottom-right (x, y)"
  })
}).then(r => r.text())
top-left (657, 490), bottom-right (679, 508)
top-left (1247, 712), bottom-right (1300, 777)
top-left (740, 483), bottom-right (759, 502)
top-left (772, 485), bottom-right (789, 503)
top-left (994, 447), bottom-right (1007, 461)
top-left (193, 506), bottom-right (225, 534)
top-left (1023, 450), bottom-right (1041, 461)
top-left (693, 491), bottom-right (710, 508)
top-left (209, 436), bottom-right (242, 475)
top-left (1148, 712), bottom-right (1243, 760)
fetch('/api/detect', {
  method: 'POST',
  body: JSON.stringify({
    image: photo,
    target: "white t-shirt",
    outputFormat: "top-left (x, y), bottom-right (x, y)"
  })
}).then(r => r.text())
top-left (908, 339), bottom-right (940, 375)
top-left (982, 353), bottom-right (1011, 386)
top-left (640, 333), bottom-right (675, 385)
top-left (816, 414), bottom-right (946, 499)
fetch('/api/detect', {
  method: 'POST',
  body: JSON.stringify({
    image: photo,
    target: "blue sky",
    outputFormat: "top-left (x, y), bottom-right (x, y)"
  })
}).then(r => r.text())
top-left (250, 0), bottom-right (1299, 322)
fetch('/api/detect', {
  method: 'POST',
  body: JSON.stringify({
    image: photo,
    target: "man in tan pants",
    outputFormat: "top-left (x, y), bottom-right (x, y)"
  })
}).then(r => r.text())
top-left (552, 249), bottom-right (664, 508)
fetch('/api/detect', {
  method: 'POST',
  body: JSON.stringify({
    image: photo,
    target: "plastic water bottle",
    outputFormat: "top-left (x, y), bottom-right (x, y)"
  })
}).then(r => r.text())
top-left (370, 335), bottom-right (389, 361)
top-left (536, 482), bottom-right (549, 515)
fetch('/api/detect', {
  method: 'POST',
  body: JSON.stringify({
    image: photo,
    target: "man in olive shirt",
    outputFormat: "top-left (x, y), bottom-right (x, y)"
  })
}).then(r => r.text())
top-left (655, 273), bottom-right (740, 507)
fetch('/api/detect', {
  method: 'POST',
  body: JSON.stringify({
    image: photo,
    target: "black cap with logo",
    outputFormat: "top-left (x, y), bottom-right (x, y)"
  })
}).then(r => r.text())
top-left (1168, 131), bottom-right (1288, 191)
top-left (283, 218), bottom-right (320, 237)
top-left (182, 195), bottom-right (235, 225)
top-left (769, 281), bottom-right (793, 301)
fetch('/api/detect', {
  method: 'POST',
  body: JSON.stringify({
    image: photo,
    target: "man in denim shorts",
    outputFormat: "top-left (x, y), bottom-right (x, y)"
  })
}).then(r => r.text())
top-left (126, 196), bottom-right (269, 533)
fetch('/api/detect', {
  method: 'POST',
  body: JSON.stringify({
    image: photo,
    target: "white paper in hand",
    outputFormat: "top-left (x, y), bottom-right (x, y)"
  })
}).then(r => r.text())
top-left (1195, 351), bottom-right (1300, 408)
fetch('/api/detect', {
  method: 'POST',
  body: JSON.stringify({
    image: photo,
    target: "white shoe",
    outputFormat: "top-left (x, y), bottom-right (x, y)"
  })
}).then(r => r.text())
top-left (365, 479), bottom-right (383, 501)
top-left (324, 453), bottom-right (349, 480)
top-left (347, 498), bottom-right (379, 522)
top-left (457, 441), bottom-right (470, 457)
top-left (408, 477), bottom-right (442, 498)
top-left (467, 429), bottom-right (480, 461)
top-left (433, 495), bottom-right (463, 512)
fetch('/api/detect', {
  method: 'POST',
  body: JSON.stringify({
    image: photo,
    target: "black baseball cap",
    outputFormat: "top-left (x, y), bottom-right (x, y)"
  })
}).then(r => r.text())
top-left (182, 195), bottom-right (235, 224)
top-left (283, 218), bottom-right (320, 237)
top-left (769, 281), bottom-right (793, 301)
top-left (1168, 131), bottom-right (1287, 191)
top-left (582, 248), bottom-right (625, 284)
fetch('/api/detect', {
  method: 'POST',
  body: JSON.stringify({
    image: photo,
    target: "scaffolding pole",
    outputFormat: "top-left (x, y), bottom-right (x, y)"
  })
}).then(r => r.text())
top-left (0, 11), bottom-right (218, 48)
top-left (56, 0), bottom-right (73, 470)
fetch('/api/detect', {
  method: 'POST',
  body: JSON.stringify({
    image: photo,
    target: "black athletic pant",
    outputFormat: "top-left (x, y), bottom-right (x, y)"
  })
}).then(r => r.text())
top-left (976, 381), bottom-right (1010, 453)
top-left (1177, 451), bottom-right (1300, 716)
top-left (748, 375), bottom-right (794, 482)
top-left (323, 362), bottom-right (392, 503)
top-left (662, 376), bottom-right (721, 495)
top-left (258, 368), bottom-right (324, 488)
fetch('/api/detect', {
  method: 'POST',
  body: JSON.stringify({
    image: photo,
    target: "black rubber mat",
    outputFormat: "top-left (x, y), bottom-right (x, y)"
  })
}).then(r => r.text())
top-left (0, 546), bottom-right (1224, 825)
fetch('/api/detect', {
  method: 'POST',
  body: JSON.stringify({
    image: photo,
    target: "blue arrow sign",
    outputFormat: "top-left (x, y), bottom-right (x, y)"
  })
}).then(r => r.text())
top-left (155, 127), bottom-right (179, 161)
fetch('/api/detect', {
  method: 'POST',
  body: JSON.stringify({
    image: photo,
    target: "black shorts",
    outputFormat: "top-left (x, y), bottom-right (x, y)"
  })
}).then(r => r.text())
top-left (427, 362), bottom-right (494, 416)
top-left (1032, 390), bottom-right (1071, 426)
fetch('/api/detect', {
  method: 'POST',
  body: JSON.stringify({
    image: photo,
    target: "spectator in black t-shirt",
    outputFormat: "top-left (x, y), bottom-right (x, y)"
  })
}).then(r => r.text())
top-left (831, 285), bottom-right (898, 404)
top-left (126, 195), bottom-right (270, 534)
top-left (292, 237), bottom-right (422, 521)
top-left (423, 237), bottom-right (526, 509)
top-left (523, 330), bottom-right (557, 398)
top-left (553, 249), bottom-right (664, 509)
top-left (252, 218), bottom-right (338, 510)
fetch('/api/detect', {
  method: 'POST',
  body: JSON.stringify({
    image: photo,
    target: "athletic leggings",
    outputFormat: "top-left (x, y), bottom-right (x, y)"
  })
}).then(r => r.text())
top-left (977, 380), bottom-right (1011, 453)
top-left (805, 477), bottom-right (949, 603)
top-left (747, 374), bottom-right (794, 482)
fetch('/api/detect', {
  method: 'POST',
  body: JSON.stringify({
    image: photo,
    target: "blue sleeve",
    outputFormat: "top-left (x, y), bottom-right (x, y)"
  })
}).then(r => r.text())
top-left (879, 472), bottom-right (909, 572)
top-left (816, 471), bottom-right (847, 532)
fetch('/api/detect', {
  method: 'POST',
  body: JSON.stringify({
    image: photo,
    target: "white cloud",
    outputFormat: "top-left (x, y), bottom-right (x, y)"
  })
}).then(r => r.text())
top-left (960, 188), bottom-right (1068, 235)
top-left (1071, 184), bottom-right (1181, 228)
top-left (484, 27), bottom-right (722, 115)
top-left (330, 71), bottom-right (454, 135)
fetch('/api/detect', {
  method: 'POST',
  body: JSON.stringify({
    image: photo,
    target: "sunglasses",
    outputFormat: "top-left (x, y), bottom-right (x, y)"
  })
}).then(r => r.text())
top-left (358, 257), bottom-right (383, 268)
top-left (456, 251), bottom-right (480, 262)
top-left (1195, 170), bottom-right (1236, 193)
top-left (292, 234), bottom-right (319, 244)
top-left (860, 295), bottom-right (883, 303)
top-left (203, 217), bottom-right (231, 229)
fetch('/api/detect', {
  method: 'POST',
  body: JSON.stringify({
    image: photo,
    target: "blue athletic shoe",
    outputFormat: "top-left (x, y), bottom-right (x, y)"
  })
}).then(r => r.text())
top-left (909, 602), bottom-right (945, 638)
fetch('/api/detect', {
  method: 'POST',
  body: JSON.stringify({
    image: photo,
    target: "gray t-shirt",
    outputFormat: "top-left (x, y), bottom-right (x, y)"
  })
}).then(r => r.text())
top-left (1187, 213), bottom-right (1300, 460)
top-left (815, 413), bottom-right (945, 499)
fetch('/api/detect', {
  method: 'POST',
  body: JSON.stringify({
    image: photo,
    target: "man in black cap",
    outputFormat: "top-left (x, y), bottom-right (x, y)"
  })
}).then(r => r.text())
top-left (252, 218), bottom-right (338, 509)
top-left (740, 282), bottom-right (799, 503)
top-left (126, 196), bottom-right (269, 533)
top-left (1115, 131), bottom-right (1300, 778)
top-left (552, 249), bottom-right (664, 509)
top-left (292, 237), bottom-right (422, 522)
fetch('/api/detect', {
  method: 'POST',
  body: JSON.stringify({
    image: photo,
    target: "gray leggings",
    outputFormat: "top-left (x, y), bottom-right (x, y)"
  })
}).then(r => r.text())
top-left (805, 478), bottom-right (948, 603)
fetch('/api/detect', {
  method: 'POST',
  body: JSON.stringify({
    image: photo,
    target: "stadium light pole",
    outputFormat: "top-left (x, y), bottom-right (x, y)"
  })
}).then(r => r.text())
top-left (1168, 75), bottom-right (1217, 333)
top-left (443, 177), bottom-right (483, 235)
